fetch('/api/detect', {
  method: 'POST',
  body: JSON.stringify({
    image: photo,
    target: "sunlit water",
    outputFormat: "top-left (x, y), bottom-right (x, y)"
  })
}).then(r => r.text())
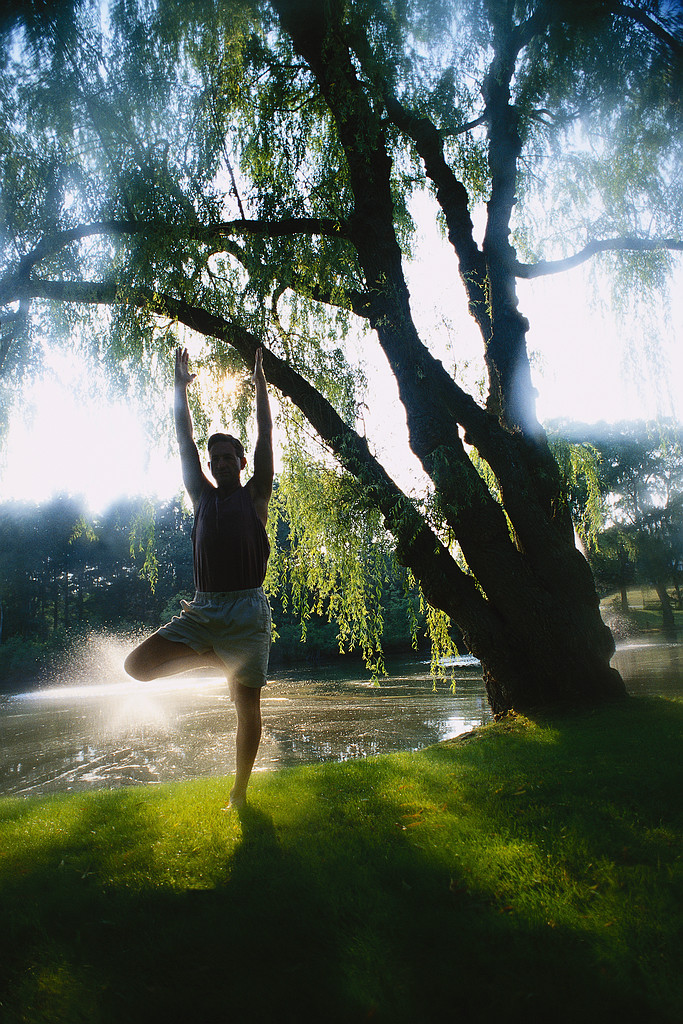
top-left (0, 636), bottom-right (490, 797)
top-left (0, 635), bottom-right (681, 797)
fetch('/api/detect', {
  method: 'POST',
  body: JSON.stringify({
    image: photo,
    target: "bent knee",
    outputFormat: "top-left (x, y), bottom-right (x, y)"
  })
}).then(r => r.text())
top-left (123, 651), bottom-right (147, 680)
top-left (123, 647), bottom-right (160, 681)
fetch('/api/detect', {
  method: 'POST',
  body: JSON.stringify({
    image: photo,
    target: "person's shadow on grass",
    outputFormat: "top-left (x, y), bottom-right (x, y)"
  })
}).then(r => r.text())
top-left (234, 802), bottom-right (279, 846)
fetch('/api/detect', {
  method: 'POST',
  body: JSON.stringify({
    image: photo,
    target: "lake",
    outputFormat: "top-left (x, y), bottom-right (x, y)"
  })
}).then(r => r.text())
top-left (0, 636), bottom-right (681, 798)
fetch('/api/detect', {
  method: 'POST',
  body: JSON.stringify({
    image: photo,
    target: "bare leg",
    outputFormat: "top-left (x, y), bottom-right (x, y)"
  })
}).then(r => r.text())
top-left (230, 683), bottom-right (262, 808)
top-left (126, 635), bottom-right (262, 806)
top-left (124, 633), bottom-right (224, 681)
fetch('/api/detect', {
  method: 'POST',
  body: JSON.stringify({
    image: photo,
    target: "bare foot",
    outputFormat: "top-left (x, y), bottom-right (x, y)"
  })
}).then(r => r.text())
top-left (228, 788), bottom-right (247, 809)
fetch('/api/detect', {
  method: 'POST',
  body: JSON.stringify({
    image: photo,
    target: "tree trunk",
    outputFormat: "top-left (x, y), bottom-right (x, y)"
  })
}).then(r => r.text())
top-left (52, 566), bottom-right (59, 631)
top-left (64, 557), bottom-right (70, 629)
top-left (466, 585), bottom-right (623, 716)
top-left (77, 570), bottom-right (84, 622)
top-left (654, 581), bottom-right (676, 633)
top-left (218, 0), bottom-right (634, 716)
top-left (405, 508), bottom-right (624, 714)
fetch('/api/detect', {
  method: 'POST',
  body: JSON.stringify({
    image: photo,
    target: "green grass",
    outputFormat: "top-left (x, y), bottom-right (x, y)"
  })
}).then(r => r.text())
top-left (1, 697), bottom-right (682, 1024)
top-left (627, 606), bottom-right (683, 632)
top-left (601, 586), bottom-right (683, 633)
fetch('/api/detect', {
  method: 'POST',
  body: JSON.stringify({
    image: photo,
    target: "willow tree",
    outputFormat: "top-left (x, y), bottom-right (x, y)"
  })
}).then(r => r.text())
top-left (1, 0), bottom-right (682, 713)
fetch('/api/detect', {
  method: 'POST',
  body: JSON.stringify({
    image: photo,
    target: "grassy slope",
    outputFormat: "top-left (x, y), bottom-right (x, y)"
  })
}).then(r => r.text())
top-left (0, 696), bottom-right (681, 1024)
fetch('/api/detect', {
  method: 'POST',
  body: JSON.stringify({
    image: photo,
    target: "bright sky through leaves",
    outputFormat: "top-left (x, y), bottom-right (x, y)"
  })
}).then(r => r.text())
top-left (1, 2), bottom-right (680, 514)
top-left (2, 185), bottom-right (682, 513)
top-left (2, 217), bottom-right (680, 514)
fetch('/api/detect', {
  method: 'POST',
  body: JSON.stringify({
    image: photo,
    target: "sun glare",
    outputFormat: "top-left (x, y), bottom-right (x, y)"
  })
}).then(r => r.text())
top-left (0, 373), bottom-right (178, 513)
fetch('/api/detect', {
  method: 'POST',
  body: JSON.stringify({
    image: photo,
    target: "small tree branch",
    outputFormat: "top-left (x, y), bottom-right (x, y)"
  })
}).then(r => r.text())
top-left (516, 236), bottom-right (683, 278)
top-left (0, 216), bottom-right (353, 309)
top-left (223, 151), bottom-right (247, 221)
top-left (441, 113), bottom-right (488, 138)
top-left (1, 215), bottom-right (347, 284)
top-left (0, 299), bottom-right (30, 376)
top-left (201, 232), bottom-right (371, 316)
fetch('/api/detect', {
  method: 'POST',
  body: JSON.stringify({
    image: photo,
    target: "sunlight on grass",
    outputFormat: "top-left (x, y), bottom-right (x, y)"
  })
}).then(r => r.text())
top-left (0, 697), bottom-right (681, 1023)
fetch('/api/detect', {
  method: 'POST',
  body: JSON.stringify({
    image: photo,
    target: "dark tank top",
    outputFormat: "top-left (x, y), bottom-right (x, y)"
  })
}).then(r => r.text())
top-left (192, 482), bottom-right (270, 591)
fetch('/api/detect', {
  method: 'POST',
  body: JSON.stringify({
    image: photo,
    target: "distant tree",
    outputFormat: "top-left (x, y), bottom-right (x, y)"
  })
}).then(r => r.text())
top-left (0, 495), bottom-right (170, 647)
top-left (0, 501), bottom-right (39, 641)
top-left (2, 1), bottom-right (682, 711)
top-left (0, 496), bottom-right (93, 638)
top-left (557, 421), bottom-right (683, 630)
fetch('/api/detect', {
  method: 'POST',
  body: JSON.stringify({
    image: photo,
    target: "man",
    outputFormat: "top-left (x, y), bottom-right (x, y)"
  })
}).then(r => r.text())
top-left (124, 345), bottom-right (273, 808)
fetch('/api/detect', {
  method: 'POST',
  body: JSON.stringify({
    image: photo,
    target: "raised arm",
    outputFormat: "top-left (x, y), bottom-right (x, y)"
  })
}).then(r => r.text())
top-left (247, 347), bottom-right (274, 526)
top-left (174, 347), bottom-right (206, 509)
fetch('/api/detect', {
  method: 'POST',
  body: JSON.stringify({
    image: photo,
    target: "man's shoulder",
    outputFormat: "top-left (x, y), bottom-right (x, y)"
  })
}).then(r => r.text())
top-left (243, 478), bottom-right (261, 502)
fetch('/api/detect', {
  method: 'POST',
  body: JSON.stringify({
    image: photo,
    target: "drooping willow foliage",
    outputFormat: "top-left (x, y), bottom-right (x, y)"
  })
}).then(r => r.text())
top-left (266, 412), bottom-right (459, 675)
top-left (265, 449), bottom-right (459, 675)
top-left (551, 438), bottom-right (606, 550)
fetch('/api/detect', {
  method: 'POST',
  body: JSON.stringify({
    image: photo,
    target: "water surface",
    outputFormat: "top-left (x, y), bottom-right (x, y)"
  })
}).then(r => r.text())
top-left (1, 637), bottom-right (681, 798)
top-left (611, 640), bottom-right (683, 697)
top-left (0, 642), bottom-right (489, 797)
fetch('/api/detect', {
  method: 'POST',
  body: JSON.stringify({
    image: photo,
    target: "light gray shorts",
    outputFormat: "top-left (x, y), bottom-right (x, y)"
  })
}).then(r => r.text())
top-left (157, 588), bottom-right (272, 689)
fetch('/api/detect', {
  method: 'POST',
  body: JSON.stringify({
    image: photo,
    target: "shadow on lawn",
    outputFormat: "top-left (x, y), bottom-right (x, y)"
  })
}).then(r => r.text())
top-left (0, 697), bottom-right (681, 1023)
top-left (256, 696), bottom-right (683, 1024)
top-left (0, 796), bottom-right (351, 1023)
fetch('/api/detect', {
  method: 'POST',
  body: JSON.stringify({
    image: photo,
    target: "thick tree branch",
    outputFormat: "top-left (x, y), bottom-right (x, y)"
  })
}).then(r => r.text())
top-left (0, 216), bottom-right (349, 302)
top-left (13, 273), bottom-right (500, 648)
top-left (269, 0), bottom-right (585, 605)
top-left (516, 236), bottom-right (683, 278)
top-left (515, 0), bottom-right (683, 61)
top-left (513, 4), bottom-right (554, 52)
top-left (383, 94), bottom-right (491, 343)
top-left (614, 2), bottom-right (683, 58)
top-left (268, 4), bottom-right (532, 569)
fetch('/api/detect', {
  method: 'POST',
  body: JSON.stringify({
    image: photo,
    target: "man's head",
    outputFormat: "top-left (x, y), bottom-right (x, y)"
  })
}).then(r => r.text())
top-left (208, 432), bottom-right (245, 461)
top-left (207, 433), bottom-right (247, 488)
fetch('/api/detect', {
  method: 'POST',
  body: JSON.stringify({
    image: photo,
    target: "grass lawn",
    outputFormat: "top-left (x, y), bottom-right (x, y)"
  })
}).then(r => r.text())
top-left (0, 696), bottom-right (682, 1024)
top-left (600, 586), bottom-right (683, 634)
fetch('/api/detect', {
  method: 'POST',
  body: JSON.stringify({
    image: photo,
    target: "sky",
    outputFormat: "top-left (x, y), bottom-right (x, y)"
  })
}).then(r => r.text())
top-left (1, 197), bottom-right (681, 513)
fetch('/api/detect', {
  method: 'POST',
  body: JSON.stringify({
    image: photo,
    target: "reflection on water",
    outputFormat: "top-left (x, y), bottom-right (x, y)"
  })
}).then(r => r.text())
top-left (262, 666), bottom-right (490, 770)
top-left (2, 636), bottom-right (681, 799)
top-left (0, 638), bottom-right (490, 797)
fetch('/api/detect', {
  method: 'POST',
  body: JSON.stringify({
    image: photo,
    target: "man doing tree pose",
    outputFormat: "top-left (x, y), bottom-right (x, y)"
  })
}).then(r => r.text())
top-left (125, 346), bottom-right (273, 808)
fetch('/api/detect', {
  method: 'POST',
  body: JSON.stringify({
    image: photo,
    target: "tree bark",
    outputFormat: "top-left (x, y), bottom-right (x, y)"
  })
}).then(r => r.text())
top-left (654, 581), bottom-right (676, 633)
